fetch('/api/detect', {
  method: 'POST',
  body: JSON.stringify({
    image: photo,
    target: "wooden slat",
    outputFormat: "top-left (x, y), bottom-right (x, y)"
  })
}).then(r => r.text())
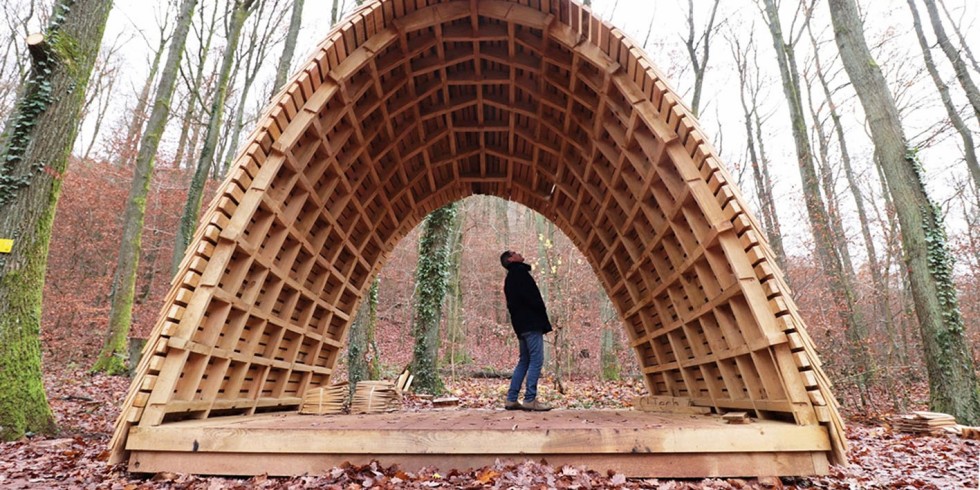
top-left (130, 451), bottom-right (829, 479)
top-left (127, 411), bottom-right (829, 454)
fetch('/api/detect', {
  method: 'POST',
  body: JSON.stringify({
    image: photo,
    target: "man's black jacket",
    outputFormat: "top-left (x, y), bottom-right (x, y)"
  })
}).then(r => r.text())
top-left (503, 262), bottom-right (553, 336)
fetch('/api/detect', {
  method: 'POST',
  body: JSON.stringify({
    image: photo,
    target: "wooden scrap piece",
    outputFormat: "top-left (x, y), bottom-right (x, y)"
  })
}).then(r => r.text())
top-left (891, 411), bottom-right (957, 435)
top-left (350, 380), bottom-right (398, 414)
top-left (958, 426), bottom-right (980, 440)
top-left (395, 369), bottom-right (414, 395)
top-left (432, 396), bottom-right (460, 408)
top-left (300, 383), bottom-right (348, 415)
top-left (722, 412), bottom-right (750, 424)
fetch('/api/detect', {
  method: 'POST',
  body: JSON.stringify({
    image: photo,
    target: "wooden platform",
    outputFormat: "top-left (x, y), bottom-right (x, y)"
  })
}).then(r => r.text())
top-left (126, 409), bottom-right (831, 478)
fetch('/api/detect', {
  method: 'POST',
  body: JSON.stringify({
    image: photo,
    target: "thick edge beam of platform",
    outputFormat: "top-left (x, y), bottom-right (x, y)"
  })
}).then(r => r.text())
top-left (128, 451), bottom-right (831, 478)
top-left (126, 419), bottom-right (830, 455)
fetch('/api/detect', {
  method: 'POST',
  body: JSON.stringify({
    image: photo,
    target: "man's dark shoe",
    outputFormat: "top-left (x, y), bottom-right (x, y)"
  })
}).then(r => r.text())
top-left (504, 400), bottom-right (523, 410)
top-left (521, 400), bottom-right (552, 411)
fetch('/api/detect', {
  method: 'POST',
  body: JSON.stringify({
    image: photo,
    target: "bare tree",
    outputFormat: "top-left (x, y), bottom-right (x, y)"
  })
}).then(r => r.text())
top-left (758, 0), bottom-right (873, 395)
top-left (805, 21), bottom-right (899, 379)
top-left (907, 0), bottom-right (980, 197)
top-left (220, 0), bottom-right (289, 177)
top-left (682, 0), bottom-right (721, 116)
top-left (172, 0), bottom-right (259, 272)
top-left (920, 0), bottom-right (980, 123)
top-left (81, 34), bottom-right (126, 162)
top-left (117, 5), bottom-right (174, 166)
top-left (171, 0), bottom-right (220, 170)
top-left (937, 0), bottom-right (980, 74)
top-left (728, 27), bottom-right (786, 266)
top-left (93, 0), bottom-right (200, 374)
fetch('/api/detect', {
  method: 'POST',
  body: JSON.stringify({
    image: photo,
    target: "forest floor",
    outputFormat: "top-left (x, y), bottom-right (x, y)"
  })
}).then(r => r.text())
top-left (0, 371), bottom-right (976, 489)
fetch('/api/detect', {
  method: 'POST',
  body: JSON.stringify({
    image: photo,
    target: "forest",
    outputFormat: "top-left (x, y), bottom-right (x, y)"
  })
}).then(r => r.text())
top-left (0, 0), bottom-right (979, 488)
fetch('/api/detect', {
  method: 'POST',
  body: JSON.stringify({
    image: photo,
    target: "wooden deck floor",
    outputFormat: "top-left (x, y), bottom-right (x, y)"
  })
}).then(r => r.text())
top-left (125, 409), bottom-right (831, 478)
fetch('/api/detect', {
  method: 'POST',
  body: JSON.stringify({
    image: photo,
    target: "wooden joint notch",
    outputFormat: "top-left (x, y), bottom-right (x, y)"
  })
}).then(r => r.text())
top-left (218, 190), bottom-right (264, 244)
top-left (574, 39), bottom-right (620, 76)
top-left (391, 5), bottom-right (438, 34)
top-left (548, 21), bottom-right (585, 49)
top-left (271, 111), bottom-right (316, 154)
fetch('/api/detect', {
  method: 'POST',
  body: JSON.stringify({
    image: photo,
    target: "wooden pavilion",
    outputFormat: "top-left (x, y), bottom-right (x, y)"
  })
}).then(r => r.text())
top-left (109, 0), bottom-right (847, 478)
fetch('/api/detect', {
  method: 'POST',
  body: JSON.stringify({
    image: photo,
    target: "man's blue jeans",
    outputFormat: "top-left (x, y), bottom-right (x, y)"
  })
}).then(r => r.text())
top-left (507, 330), bottom-right (544, 403)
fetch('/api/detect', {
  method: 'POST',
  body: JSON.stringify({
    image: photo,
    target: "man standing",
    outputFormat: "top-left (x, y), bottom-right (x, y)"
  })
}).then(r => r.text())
top-left (500, 250), bottom-right (553, 411)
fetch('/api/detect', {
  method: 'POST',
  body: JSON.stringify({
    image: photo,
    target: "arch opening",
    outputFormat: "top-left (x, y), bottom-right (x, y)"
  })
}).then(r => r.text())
top-left (110, 0), bottom-right (846, 474)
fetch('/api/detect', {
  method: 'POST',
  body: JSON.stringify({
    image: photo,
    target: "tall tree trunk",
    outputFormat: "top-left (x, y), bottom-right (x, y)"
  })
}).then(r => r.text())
top-left (760, 0), bottom-right (872, 393)
top-left (753, 106), bottom-right (784, 260)
top-left (599, 291), bottom-right (621, 381)
top-left (730, 31), bottom-right (786, 266)
top-left (330, 0), bottom-right (342, 26)
top-left (92, 0), bottom-right (199, 375)
top-left (806, 24), bottom-right (897, 364)
top-left (221, 0), bottom-right (286, 177)
top-left (270, 0), bottom-right (304, 97)
top-left (444, 203), bottom-right (466, 380)
top-left (535, 214), bottom-right (568, 391)
top-left (171, 0), bottom-right (257, 273)
top-left (874, 154), bottom-right (912, 370)
top-left (348, 276), bottom-right (380, 388)
top-left (494, 197), bottom-right (509, 324)
top-left (907, 0), bottom-right (980, 196)
top-left (171, 96), bottom-right (195, 169)
top-left (82, 66), bottom-right (117, 162)
top-left (0, 0), bottom-right (112, 441)
top-left (829, 0), bottom-right (980, 425)
top-left (408, 202), bottom-right (458, 395)
top-left (920, 0), bottom-right (980, 123)
top-left (172, 1), bottom-right (219, 171)
top-left (119, 31), bottom-right (167, 166)
top-left (682, 0), bottom-right (721, 116)
top-left (806, 79), bottom-right (877, 398)
top-left (937, 0), bottom-right (980, 75)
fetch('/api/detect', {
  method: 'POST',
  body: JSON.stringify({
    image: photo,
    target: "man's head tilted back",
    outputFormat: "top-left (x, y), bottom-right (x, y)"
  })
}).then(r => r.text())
top-left (500, 250), bottom-right (514, 269)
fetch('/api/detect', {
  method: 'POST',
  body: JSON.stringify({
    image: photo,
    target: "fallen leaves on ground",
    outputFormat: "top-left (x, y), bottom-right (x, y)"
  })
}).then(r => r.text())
top-left (0, 370), bottom-right (975, 489)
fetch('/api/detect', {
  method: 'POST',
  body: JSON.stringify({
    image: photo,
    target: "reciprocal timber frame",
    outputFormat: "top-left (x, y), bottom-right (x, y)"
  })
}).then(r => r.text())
top-left (110, 0), bottom-right (847, 476)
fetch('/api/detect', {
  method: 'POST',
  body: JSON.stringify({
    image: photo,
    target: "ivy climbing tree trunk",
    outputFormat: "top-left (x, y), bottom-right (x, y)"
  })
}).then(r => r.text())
top-left (408, 202), bottom-right (458, 395)
top-left (171, 0), bottom-right (257, 272)
top-left (0, 0), bottom-right (112, 441)
top-left (92, 0), bottom-right (199, 375)
top-left (829, 0), bottom-right (980, 425)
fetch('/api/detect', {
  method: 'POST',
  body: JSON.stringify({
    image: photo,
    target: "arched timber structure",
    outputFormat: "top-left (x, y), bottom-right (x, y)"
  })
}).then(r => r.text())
top-left (110, 0), bottom-right (846, 477)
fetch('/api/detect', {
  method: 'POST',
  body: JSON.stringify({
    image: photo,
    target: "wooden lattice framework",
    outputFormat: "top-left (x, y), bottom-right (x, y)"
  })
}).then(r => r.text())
top-left (109, 0), bottom-right (847, 475)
